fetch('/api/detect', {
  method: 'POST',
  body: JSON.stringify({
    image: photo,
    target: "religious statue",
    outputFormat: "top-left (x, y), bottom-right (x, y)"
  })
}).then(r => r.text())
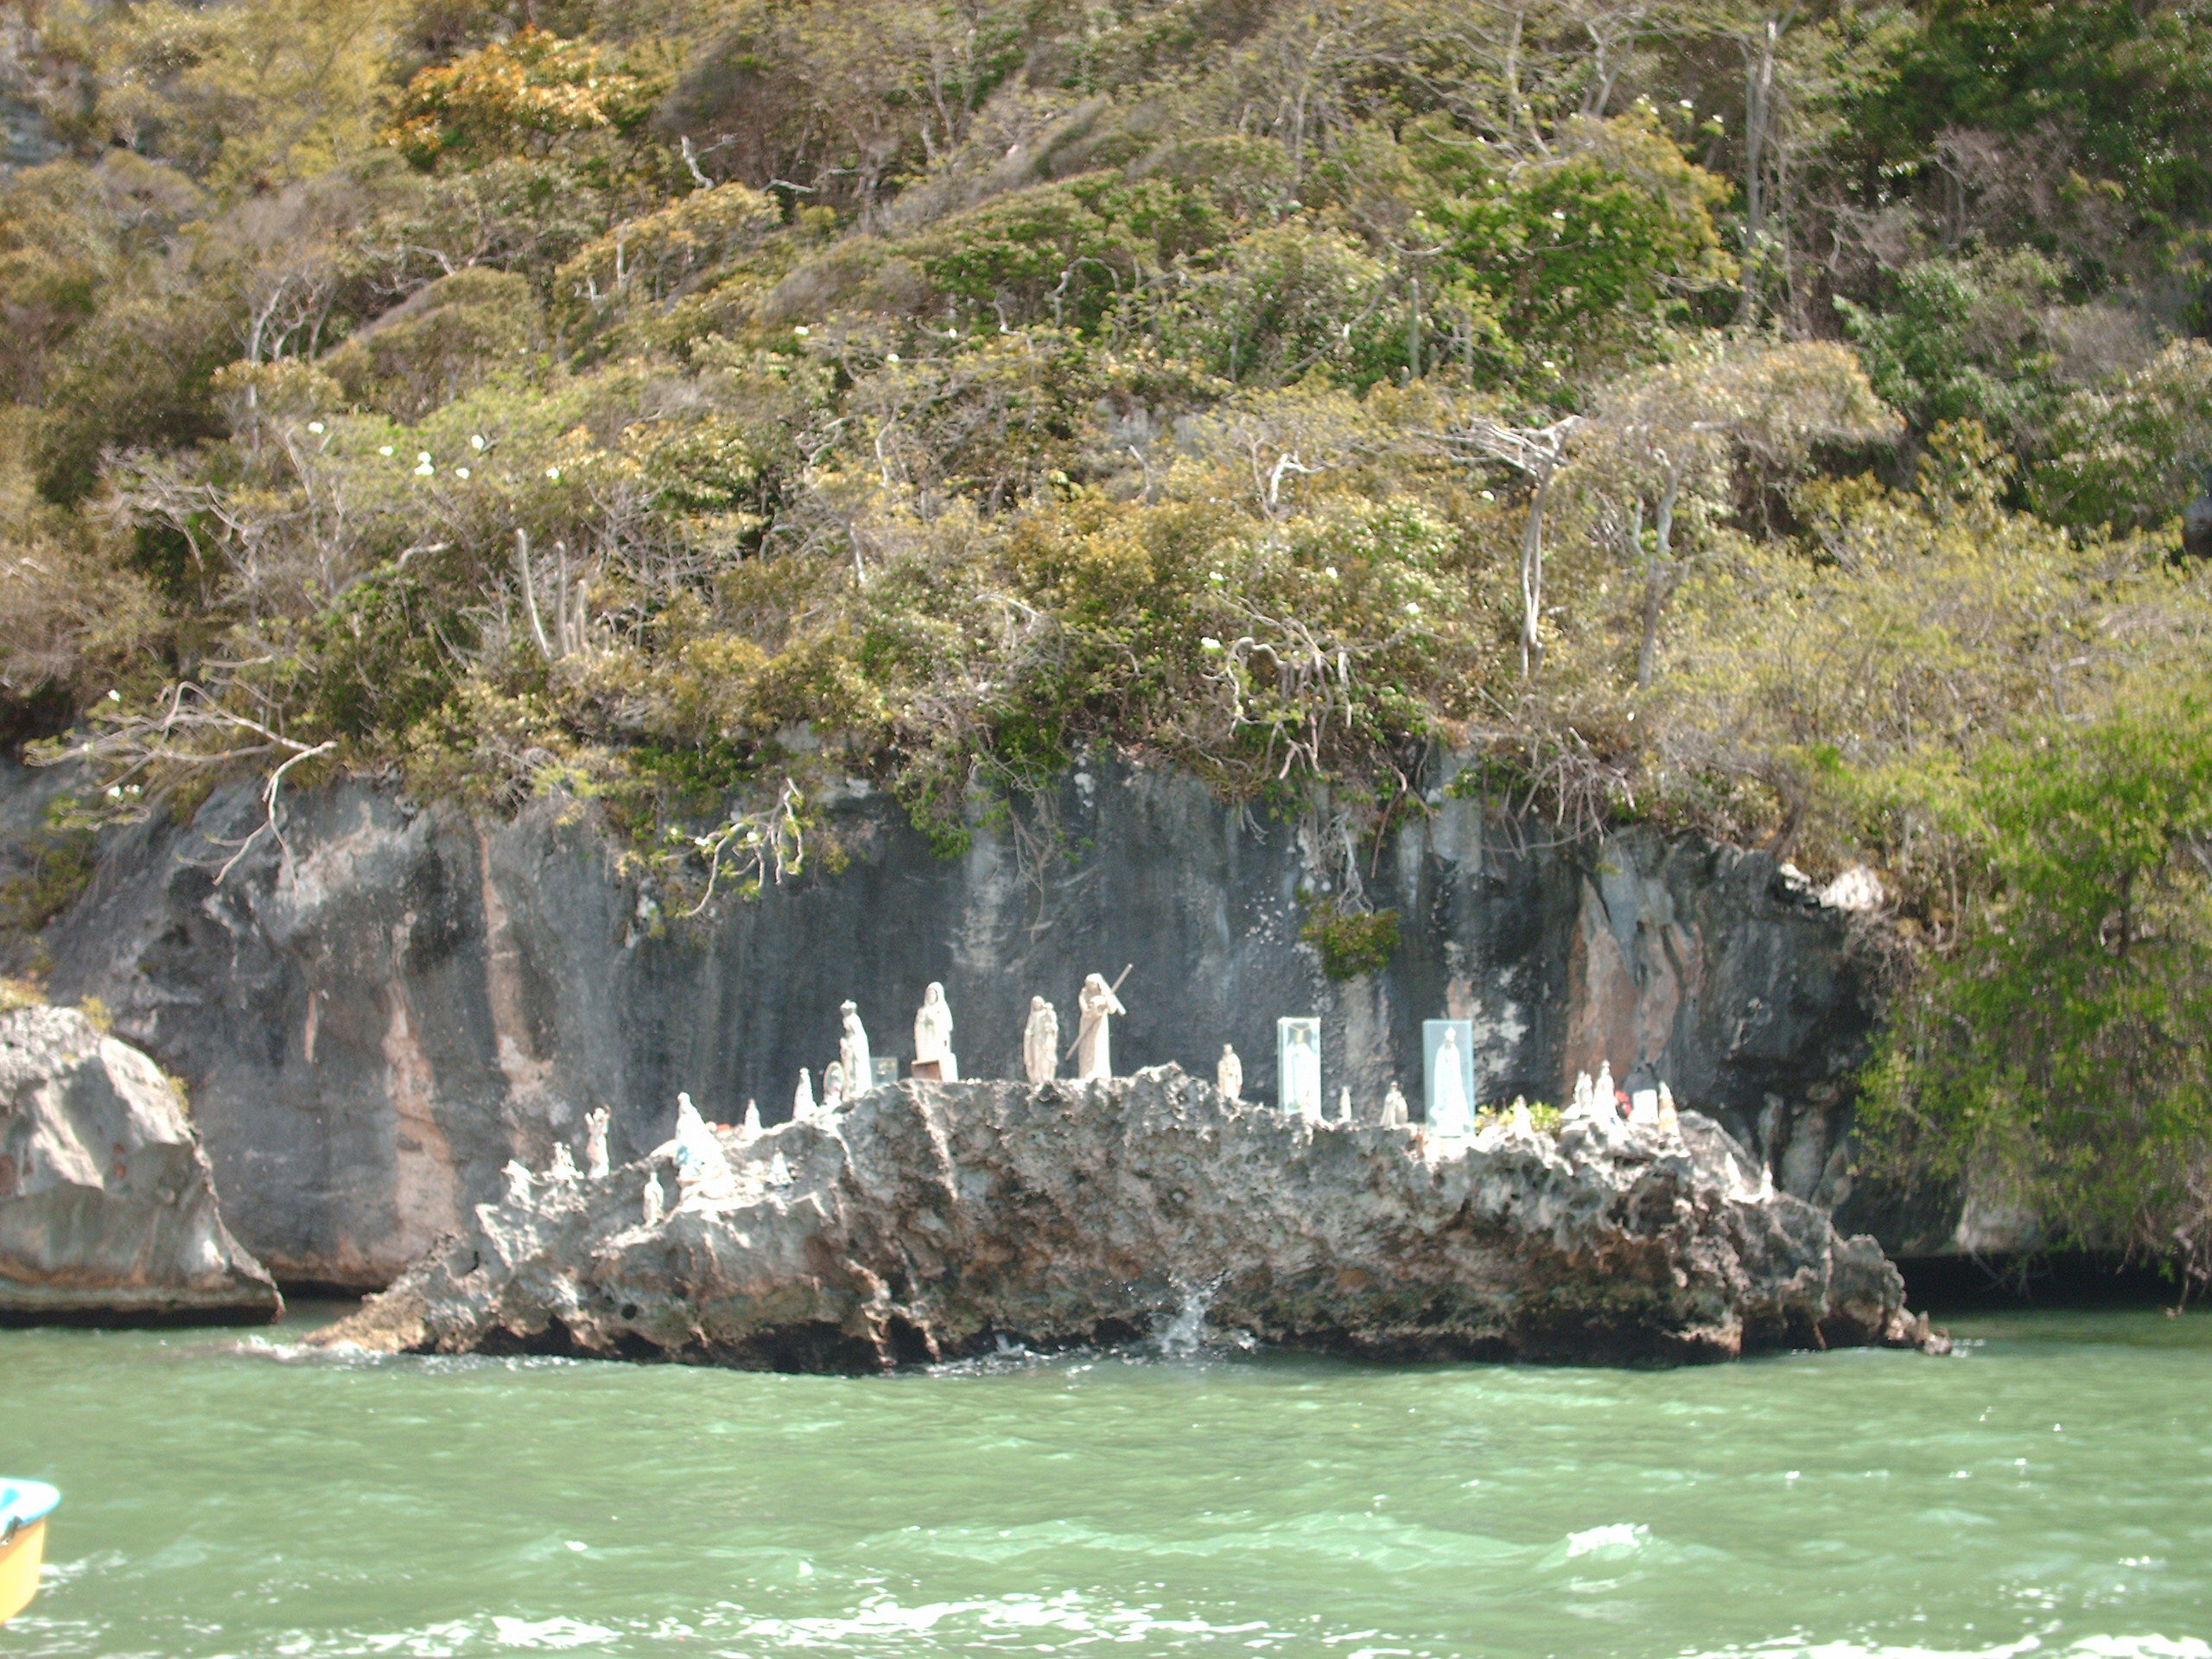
top-left (1381, 1081), bottom-right (1408, 1127)
top-left (822, 1060), bottom-right (846, 1112)
top-left (641, 1171), bottom-right (664, 1227)
top-left (1595, 1060), bottom-right (1618, 1117)
top-left (1338, 1086), bottom-right (1353, 1123)
top-left (584, 1107), bottom-right (611, 1179)
top-left (1429, 1025), bottom-right (1471, 1136)
top-left (838, 1002), bottom-right (873, 1102)
top-left (1510, 1096), bottom-right (1534, 1134)
top-left (914, 982), bottom-right (958, 1081)
top-left (672, 1091), bottom-right (729, 1188)
top-left (793, 1067), bottom-right (815, 1122)
top-left (1217, 1043), bottom-right (1243, 1102)
top-left (740, 1100), bottom-right (763, 1141)
top-left (1023, 996), bottom-right (1060, 1084)
top-left (502, 1159), bottom-right (533, 1207)
top-left (1656, 1081), bottom-right (1679, 1132)
top-left (547, 1141), bottom-right (580, 1184)
top-left (1282, 1020), bottom-right (1322, 1121)
top-left (1076, 973), bottom-right (1125, 1081)
top-left (1571, 1071), bottom-right (1593, 1117)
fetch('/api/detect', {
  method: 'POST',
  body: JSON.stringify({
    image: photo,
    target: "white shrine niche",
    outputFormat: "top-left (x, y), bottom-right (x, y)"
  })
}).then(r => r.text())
top-left (1423, 1019), bottom-right (1476, 1136)
top-left (1276, 1018), bottom-right (1322, 1120)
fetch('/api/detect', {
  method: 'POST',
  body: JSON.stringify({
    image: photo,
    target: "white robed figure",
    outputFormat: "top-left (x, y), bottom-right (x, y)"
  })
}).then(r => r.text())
top-left (1283, 1023), bottom-right (1322, 1120)
top-left (1023, 996), bottom-right (1059, 1084)
top-left (821, 1060), bottom-right (846, 1111)
top-left (583, 1106), bottom-right (611, 1179)
top-left (1075, 973), bottom-right (1125, 1081)
top-left (838, 1001), bottom-right (872, 1099)
top-left (1381, 1081), bottom-right (1408, 1127)
top-left (793, 1067), bottom-right (815, 1122)
top-left (914, 982), bottom-right (958, 1080)
top-left (671, 1091), bottom-right (731, 1188)
top-left (1216, 1043), bottom-right (1243, 1102)
top-left (1428, 1027), bottom-right (1471, 1135)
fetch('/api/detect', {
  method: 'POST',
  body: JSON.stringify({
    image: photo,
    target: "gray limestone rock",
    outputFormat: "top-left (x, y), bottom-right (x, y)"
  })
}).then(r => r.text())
top-left (8, 755), bottom-right (1908, 1288)
top-left (312, 1069), bottom-right (1936, 1370)
top-left (0, 1004), bottom-right (282, 1324)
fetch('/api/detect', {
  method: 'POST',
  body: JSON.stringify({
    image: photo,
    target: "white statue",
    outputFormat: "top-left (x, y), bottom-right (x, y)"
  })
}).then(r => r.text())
top-left (822, 1059), bottom-right (846, 1112)
top-left (1429, 1026), bottom-right (1471, 1135)
top-left (1217, 1043), bottom-right (1243, 1102)
top-left (1630, 1087), bottom-right (1659, 1127)
top-left (584, 1107), bottom-right (611, 1179)
top-left (1023, 996), bottom-right (1060, 1084)
top-left (1572, 1071), bottom-right (1593, 1117)
top-left (1338, 1086), bottom-right (1353, 1123)
top-left (793, 1067), bottom-right (815, 1122)
top-left (1511, 1096), bottom-right (1534, 1134)
top-left (1075, 973), bottom-right (1124, 1081)
top-left (1657, 1081), bottom-right (1679, 1131)
top-left (914, 982), bottom-right (958, 1081)
top-left (641, 1171), bottom-right (664, 1227)
top-left (1595, 1061), bottom-right (1618, 1119)
top-left (1381, 1081), bottom-right (1408, 1127)
top-left (547, 1141), bottom-right (580, 1184)
top-left (502, 1159), bottom-right (533, 1207)
top-left (766, 1151), bottom-right (793, 1186)
top-left (672, 1091), bottom-right (730, 1187)
top-left (838, 1002), bottom-right (873, 1099)
top-left (1283, 1022), bottom-right (1322, 1121)
top-left (740, 1100), bottom-right (763, 1141)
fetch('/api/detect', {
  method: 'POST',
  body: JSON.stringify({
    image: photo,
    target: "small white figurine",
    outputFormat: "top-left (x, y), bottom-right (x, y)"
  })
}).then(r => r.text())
top-left (1217, 1043), bottom-right (1243, 1102)
top-left (766, 1151), bottom-right (793, 1186)
top-left (793, 1067), bottom-right (815, 1121)
top-left (1511, 1096), bottom-right (1534, 1134)
top-left (1429, 1026), bottom-right (1471, 1136)
top-left (584, 1107), bottom-right (612, 1179)
top-left (1381, 1081), bottom-right (1408, 1127)
top-left (1283, 1023), bottom-right (1322, 1121)
top-left (1076, 973), bottom-right (1125, 1082)
top-left (914, 982), bottom-right (958, 1081)
top-left (1338, 1086), bottom-right (1353, 1123)
top-left (838, 1002), bottom-right (873, 1100)
top-left (641, 1172), bottom-right (664, 1227)
top-left (1595, 1060), bottom-right (1618, 1118)
top-left (547, 1141), bottom-right (580, 1184)
top-left (1572, 1071), bottom-right (1593, 1117)
top-left (502, 1159), bottom-right (534, 1207)
top-left (1630, 1087), bottom-right (1659, 1127)
top-left (822, 1059), bottom-right (846, 1112)
top-left (1023, 995), bottom-right (1060, 1084)
top-left (1657, 1081), bottom-right (1679, 1131)
top-left (672, 1091), bottom-right (730, 1187)
top-left (740, 1100), bottom-right (763, 1141)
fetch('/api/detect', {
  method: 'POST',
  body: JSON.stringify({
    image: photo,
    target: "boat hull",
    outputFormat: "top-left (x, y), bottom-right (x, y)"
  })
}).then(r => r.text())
top-left (0, 1516), bottom-right (45, 1623)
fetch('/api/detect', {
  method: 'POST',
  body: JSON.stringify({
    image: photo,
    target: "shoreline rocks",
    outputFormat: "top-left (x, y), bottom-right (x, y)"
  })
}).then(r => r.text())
top-left (1, 1005), bottom-right (282, 1325)
top-left (313, 1068), bottom-right (1937, 1370)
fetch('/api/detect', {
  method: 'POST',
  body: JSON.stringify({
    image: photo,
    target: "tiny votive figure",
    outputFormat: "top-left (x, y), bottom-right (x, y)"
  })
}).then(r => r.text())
top-left (1277, 1018), bottom-right (1323, 1120)
top-left (1024, 996), bottom-right (1060, 1084)
top-left (914, 982), bottom-right (958, 1082)
top-left (1423, 1020), bottom-right (1476, 1137)
top-left (1381, 1081), bottom-right (1409, 1127)
top-left (584, 1106), bottom-right (612, 1179)
top-left (1217, 1043), bottom-right (1243, 1102)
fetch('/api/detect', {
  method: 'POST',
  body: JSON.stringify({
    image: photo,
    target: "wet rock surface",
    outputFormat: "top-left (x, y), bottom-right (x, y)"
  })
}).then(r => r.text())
top-left (314, 1069), bottom-right (1935, 1370)
top-left (0, 1005), bottom-right (282, 1324)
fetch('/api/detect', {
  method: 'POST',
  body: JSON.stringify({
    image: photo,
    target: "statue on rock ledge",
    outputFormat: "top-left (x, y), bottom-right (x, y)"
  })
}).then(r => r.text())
top-left (915, 982), bottom-right (958, 1081)
top-left (1217, 1043), bottom-right (1243, 1103)
top-left (584, 1107), bottom-right (611, 1180)
top-left (1381, 1081), bottom-right (1408, 1128)
top-left (641, 1171), bottom-right (664, 1227)
top-left (793, 1068), bottom-right (815, 1122)
top-left (547, 1141), bottom-right (580, 1185)
top-left (1023, 996), bottom-right (1059, 1084)
top-left (822, 1060), bottom-right (846, 1113)
top-left (1076, 973), bottom-right (1125, 1081)
top-left (502, 1160), bottom-right (533, 1207)
top-left (838, 1002), bottom-right (873, 1102)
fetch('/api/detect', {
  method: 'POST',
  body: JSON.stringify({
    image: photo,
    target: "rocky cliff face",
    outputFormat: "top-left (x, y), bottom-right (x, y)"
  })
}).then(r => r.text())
top-left (8, 755), bottom-right (1896, 1288)
top-left (0, 1003), bottom-right (281, 1323)
top-left (315, 1070), bottom-right (1932, 1369)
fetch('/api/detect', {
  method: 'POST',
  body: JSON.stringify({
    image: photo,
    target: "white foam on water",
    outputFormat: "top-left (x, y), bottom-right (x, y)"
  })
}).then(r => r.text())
top-left (1562, 1522), bottom-right (1649, 1559)
top-left (487, 1615), bottom-right (618, 1649)
top-left (1705, 1631), bottom-right (2212, 1659)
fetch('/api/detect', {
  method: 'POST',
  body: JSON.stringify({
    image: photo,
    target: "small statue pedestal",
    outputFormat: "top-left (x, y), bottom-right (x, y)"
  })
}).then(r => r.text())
top-left (909, 1059), bottom-right (945, 1082)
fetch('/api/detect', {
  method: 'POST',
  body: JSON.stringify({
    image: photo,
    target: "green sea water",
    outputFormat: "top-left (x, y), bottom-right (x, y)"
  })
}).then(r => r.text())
top-left (3, 1306), bottom-right (2209, 1659)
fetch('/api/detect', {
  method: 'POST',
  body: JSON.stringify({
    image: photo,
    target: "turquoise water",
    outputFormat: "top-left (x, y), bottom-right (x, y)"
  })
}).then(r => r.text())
top-left (3, 1307), bottom-right (2209, 1658)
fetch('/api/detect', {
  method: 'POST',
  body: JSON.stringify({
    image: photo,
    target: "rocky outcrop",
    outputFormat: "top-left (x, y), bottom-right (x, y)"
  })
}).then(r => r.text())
top-left (9, 754), bottom-right (1896, 1289)
top-left (0, 1004), bottom-right (282, 1324)
top-left (313, 1070), bottom-right (1935, 1369)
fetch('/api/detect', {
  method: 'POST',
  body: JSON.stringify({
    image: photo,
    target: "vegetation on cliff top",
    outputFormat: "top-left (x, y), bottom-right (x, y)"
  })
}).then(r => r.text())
top-left (2, 0), bottom-right (2211, 1277)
